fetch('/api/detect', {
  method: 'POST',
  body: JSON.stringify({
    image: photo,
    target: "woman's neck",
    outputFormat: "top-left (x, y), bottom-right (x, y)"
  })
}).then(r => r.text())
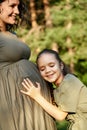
top-left (0, 20), bottom-right (6, 31)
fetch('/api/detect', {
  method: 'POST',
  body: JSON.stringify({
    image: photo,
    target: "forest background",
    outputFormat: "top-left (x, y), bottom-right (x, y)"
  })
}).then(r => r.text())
top-left (16, 0), bottom-right (87, 130)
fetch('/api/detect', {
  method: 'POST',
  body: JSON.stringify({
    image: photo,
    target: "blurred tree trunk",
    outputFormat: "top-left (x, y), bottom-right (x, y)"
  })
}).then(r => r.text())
top-left (65, 0), bottom-right (74, 73)
top-left (29, 0), bottom-right (38, 28)
top-left (43, 0), bottom-right (52, 27)
top-left (51, 42), bottom-right (59, 52)
top-left (26, 0), bottom-right (44, 37)
top-left (42, 0), bottom-right (58, 51)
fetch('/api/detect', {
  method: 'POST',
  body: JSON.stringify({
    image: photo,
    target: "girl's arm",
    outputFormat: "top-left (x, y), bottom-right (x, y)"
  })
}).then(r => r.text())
top-left (20, 78), bottom-right (68, 121)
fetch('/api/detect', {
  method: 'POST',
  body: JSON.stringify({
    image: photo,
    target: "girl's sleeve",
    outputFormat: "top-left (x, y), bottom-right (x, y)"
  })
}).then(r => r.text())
top-left (54, 76), bottom-right (83, 113)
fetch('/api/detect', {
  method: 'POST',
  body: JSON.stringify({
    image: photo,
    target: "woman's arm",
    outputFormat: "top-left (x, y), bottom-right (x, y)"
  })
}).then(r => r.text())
top-left (20, 78), bottom-right (68, 121)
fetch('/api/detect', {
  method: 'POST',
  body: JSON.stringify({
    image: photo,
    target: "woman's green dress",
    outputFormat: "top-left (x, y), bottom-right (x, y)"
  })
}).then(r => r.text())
top-left (0, 32), bottom-right (57, 130)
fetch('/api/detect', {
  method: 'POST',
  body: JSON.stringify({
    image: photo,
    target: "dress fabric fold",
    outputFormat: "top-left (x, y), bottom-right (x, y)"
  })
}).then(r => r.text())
top-left (0, 33), bottom-right (57, 130)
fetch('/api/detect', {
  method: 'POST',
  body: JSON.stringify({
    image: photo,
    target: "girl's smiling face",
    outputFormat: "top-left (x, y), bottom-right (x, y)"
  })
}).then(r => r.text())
top-left (37, 53), bottom-right (64, 85)
top-left (0, 0), bottom-right (19, 25)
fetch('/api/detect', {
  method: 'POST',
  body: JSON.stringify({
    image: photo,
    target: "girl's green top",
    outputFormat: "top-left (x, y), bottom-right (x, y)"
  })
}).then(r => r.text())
top-left (54, 74), bottom-right (87, 130)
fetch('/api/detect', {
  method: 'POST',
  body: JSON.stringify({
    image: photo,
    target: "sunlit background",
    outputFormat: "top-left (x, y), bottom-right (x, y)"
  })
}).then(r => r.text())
top-left (16, 1), bottom-right (87, 129)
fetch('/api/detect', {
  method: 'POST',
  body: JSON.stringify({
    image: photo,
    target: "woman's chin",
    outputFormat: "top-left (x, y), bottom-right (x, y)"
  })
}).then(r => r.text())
top-left (8, 19), bottom-right (17, 25)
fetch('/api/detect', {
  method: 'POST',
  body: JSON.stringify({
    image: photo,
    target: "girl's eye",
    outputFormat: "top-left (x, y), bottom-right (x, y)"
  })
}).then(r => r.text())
top-left (40, 68), bottom-right (45, 71)
top-left (49, 64), bottom-right (55, 67)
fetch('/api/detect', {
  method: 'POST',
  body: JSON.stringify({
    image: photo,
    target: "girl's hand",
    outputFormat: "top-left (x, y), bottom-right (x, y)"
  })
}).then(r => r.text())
top-left (21, 79), bottom-right (68, 121)
top-left (20, 78), bottom-right (41, 100)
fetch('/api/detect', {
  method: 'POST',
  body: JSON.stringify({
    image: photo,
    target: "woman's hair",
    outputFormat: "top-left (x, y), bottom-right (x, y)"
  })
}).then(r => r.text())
top-left (36, 49), bottom-right (71, 76)
top-left (0, 0), bottom-right (4, 3)
top-left (0, 0), bottom-right (29, 31)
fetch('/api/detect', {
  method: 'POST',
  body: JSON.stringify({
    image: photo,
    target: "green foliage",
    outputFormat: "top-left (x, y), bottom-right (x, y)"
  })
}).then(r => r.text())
top-left (56, 120), bottom-right (69, 130)
top-left (75, 60), bottom-right (87, 85)
top-left (17, 0), bottom-right (87, 86)
top-left (16, 1), bottom-right (87, 129)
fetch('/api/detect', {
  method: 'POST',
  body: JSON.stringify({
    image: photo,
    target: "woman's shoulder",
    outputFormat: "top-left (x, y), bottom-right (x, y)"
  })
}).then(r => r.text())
top-left (0, 31), bottom-right (17, 40)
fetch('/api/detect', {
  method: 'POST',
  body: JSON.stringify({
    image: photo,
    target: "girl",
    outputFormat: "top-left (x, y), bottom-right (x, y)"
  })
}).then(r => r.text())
top-left (21, 49), bottom-right (87, 130)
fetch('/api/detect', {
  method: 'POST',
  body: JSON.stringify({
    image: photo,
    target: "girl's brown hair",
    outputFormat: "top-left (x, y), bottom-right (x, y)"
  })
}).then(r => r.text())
top-left (36, 49), bottom-right (71, 76)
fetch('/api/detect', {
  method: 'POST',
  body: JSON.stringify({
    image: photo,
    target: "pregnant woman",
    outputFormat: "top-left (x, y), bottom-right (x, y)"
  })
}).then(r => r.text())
top-left (0, 0), bottom-right (57, 130)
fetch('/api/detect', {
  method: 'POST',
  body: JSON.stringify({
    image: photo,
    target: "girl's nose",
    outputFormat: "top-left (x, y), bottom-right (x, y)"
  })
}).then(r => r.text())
top-left (45, 67), bottom-right (51, 73)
